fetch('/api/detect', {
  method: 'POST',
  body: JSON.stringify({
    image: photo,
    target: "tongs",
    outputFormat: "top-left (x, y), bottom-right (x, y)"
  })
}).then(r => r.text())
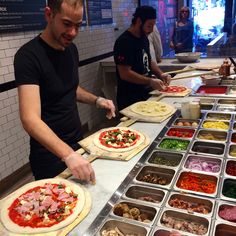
top-left (229, 57), bottom-right (236, 66)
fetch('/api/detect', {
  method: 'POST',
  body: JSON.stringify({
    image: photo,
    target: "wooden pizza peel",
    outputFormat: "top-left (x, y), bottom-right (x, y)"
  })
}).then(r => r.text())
top-left (78, 128), bottom-right (150, 162)
top-left (119, 101), bottom-right (176, 123)
top-left (0, 184), bottom-right (91, 236)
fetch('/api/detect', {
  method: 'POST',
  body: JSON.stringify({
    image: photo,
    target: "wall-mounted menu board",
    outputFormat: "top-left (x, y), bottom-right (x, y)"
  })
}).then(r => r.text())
top-left (87, 0), bottom-right (112, 26)
top-left (0, 0), bottom-right (46, 33)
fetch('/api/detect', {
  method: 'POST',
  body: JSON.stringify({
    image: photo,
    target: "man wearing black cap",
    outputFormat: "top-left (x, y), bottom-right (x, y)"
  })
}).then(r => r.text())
top-left (114, 6), bottom-right (171, 110)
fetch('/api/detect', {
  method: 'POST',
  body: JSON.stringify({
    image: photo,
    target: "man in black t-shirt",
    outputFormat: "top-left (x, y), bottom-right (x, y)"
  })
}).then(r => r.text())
top-left (14, 0), bottom-right (116, 181)
top-left (114, 6), bottom-right (171, 110)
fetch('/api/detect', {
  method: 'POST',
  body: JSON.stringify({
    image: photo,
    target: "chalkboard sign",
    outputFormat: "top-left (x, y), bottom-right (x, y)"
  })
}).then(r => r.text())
top-left (0, 0), bottom-right (46, 33)
top-left (87, 0), bottom-right (112, 26)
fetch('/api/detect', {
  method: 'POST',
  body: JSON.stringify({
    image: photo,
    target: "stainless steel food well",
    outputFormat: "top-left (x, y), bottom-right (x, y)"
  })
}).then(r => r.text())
top-left (215, 201), bottom-right (236, 226)
top-left (227, 143), bottom-right (236, 158)
top-left (151, 228), bottom-right (172, 236)
top-left (211, 221), bottom-right (236, 236)
top-left (111, 200), bottom-right (159, 226)
top-left (174, 171), bottom-right (219, 197)
top-left (147, 150), bottom-right (184, 169)
top-left (201, 120), bottom-right (230, 131)
top-left (123, 184), bottom-right (168, 207)
top-left (172, 118), bottom-right (200, 128)
top-left (157, 208), bottom-right (210, 236)
top-left (224, 159), bottom-right (236, 179)
top-left (220, 178), bottom-right (236, 202)
top-left (157, 137), bottom-right (191, 153)
top-left (205, 112), bottom-right (232, 121)
top-left (166, 192), bottom-right (215, 218)
top-left (217, 99), bottom-right (236, 105)
top-left (183, 154), bottom-right (222, 176)
top-left (134, 165), bottom-right (176, 190)
top-left (216, 105), bottom-right (236, 112)
top-left (190, 140), bottom-right (225, 157)
top-left (98, 218), bottom-right (150, 236)
top-left (199, 98), bottom-right (216, 105)
top-left (196, 129), bottom-right (228, 143)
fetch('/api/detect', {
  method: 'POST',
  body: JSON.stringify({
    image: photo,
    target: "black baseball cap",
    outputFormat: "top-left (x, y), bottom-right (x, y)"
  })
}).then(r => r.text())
top-left (133, 6), bottom-right (156, 23)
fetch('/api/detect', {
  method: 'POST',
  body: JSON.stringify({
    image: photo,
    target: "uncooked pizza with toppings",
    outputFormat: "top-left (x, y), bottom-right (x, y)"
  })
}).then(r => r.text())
top-left (0, 179), bottom-right (85, 234)
top-left (93, 127), bottom-right (145, 152)
top-left (163, 85), bottom-right (187, 93)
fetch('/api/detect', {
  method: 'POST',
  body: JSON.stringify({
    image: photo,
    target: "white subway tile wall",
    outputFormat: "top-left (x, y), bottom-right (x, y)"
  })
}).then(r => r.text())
top-left (0, 0), bottom-right (137, 181)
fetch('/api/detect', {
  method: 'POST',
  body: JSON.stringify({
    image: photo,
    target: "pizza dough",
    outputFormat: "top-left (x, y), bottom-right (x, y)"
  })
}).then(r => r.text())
top-left (130, 101), bottom-right (174, 117)
top-left (1, 179), bottom-right (85, 234)
top-left (93, 127), bottom-right (145, 152)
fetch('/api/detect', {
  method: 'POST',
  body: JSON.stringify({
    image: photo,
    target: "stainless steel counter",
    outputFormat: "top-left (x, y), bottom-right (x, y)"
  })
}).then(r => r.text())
top-left (70, 57), bottom-right (236, 236)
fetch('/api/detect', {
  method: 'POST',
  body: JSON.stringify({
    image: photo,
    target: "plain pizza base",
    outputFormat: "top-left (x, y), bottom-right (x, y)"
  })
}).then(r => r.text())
top-left (130, 101), bottom-right (174, 117)
top-left (93, 127), bottom-right (145, 152)
top-left (0, 178), bottom-right (85, 234)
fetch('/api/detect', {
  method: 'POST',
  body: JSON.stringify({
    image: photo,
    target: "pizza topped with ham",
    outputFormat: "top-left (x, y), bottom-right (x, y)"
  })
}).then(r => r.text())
top-left (163, 86), bottom-right (187, 93)
top-left (0, 179), bottom-right (85, 234)
top-left (93, 127), bottom-right (145, 152)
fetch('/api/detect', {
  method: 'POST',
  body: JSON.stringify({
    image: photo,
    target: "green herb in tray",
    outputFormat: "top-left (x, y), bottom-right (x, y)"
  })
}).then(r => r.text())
top-left (152, 156), bottom-right (179, 166)
top-left (159, 139), bottom-right (189, 151)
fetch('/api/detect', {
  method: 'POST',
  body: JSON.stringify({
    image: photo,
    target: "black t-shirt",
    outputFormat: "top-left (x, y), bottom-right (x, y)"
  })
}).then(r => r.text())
top-left (14, 35), bottom-right (83, 153)
top-left (114, 30), bottom-right (152, 110)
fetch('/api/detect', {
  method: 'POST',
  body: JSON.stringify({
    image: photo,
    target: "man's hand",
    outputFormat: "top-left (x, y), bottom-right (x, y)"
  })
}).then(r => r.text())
top-left (161, 73), bottom-right (171, 86)
top-left (96, 97), bottom-right (116, 119)
top-left (64, 152), bottom-right (95, 183)
top-left (150, 78), bottom-right (166, 91)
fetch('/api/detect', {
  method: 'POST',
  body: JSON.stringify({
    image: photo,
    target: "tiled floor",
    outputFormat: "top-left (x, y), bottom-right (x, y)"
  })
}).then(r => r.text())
top-left (0, 117), bottom-right (120, 200)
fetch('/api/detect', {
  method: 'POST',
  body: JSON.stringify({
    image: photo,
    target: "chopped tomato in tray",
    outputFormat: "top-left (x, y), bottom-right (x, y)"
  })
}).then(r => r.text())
top-left (176, 172), bottom-right (216, 194)
top-left (196, 86), bottom-right (227, 94)
top-left (166, 128), bottom-right (194, 138)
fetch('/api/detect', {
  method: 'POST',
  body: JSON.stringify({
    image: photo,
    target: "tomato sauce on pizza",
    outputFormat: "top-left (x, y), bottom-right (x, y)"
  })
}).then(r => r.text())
top-left (8, 183), bottom-right (78, 228)
top-left (99, 128), bottom-right (140, 149)
top-left (163, 86), bottom-right (187, 93)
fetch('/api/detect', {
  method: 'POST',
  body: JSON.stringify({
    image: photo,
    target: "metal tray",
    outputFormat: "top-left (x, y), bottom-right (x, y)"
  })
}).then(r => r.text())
top-left (157, 137), bottom-right (190, 153)
top-left (196, 129), bottom-right (228, 142)
top-left (157, 208), bottom-right (210, 236)
top-left (217, 99), bottom-right (236, 105)
top-left (199, 98), bottom-right (215, 105)
top-left (224, 159), bottom-right (236, 179)
top-left (211, 221), bottom-right (236, 236)
top-left (174, 171), bottom-right (219, 197)
top-left (166, 192), bottom-right (215, 217)
top-left (205, 112), bottom-right (232, 121)
top-left (216, 105), bottom-right (236, 112)
top-left (98, 218), bottom-right (150, 236)
top-left (201, 120), bottom-right (230, 131)
top-left (215, 201), bottom-right (236, 225)
top-left (190, 140), bottom-right (225, 157)
top-left (183, 154), bottom-right (222, 175)
top-left (200, 104), bottom-right (214, 110)
top-left (122, 184), bottom-right (168, 207)
top-left (134, 165), bottom-right (176, 190)
top-left (227, 143), bottom-right (236, 158)
top-left (147, 150), bottom-right (184, 169)
top-left (220, 178), bottom-right (236, 202)
top-left (172, 118), bottom-right (200, 128)
top-left (111, 200), bottom-right (159, 226)
top-left (165, 127), bottom-right (196, 139)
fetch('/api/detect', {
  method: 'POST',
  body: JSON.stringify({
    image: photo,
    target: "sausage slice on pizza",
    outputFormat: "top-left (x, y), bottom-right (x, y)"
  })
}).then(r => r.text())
top-left (93, 127), bottom-right (145, 152)
top-left (0, 179), bottom-right (85, 234)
